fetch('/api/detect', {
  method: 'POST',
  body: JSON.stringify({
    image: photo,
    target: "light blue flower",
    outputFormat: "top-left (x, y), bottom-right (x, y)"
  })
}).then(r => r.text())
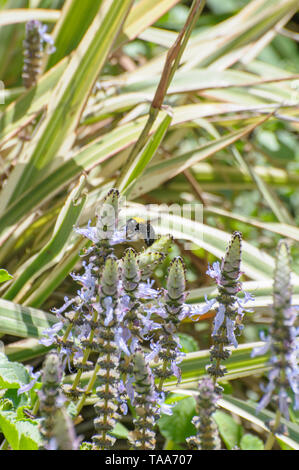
top-left (206, 262), bottom-right (221, 284)
top-left (212, 304), bottom-right (226, 336)
top-left (26, 20), bottom-right (56, 54)
top-left (39, 321), bottom-right (64, 346)
top-left (226, 317), bottom-right (238, 348)
top-left (18, 366), bottom-right (41, 395)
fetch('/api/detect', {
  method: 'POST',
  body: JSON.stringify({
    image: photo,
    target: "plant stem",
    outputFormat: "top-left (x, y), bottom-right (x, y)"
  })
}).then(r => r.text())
top-left (75, 364), bottom-right (100, 415)
top-left (264, 409), bottom-right (281, 450)
top-left (70, 309), bottom-right (99, 392)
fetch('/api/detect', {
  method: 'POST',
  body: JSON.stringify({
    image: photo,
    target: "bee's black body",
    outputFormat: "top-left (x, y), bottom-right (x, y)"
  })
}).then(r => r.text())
top-left (126, 217), bottom-right (155, 247)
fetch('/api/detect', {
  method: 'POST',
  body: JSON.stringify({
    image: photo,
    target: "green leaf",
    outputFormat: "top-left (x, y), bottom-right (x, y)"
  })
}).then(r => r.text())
top-left (3, 388), bottom-right (29, 409)
top-left (205, 207), bottom-right (299, 242)
top-left (0, 298), bottom-right (56, 338)
top-left (0, 410), bottom-right (19, 449)
top-left (111, 422), bottom-right (129, 439)
top-left (277, 439), bottom-right (292, 450)
top-left (177, 333), bottom-right (199, 353)
top-left (0, 104), bottom-right (268, 245)
top-left (120, 110), bottom-right (173, 193)
top-left (240, 433), bottom-right (264, 450)
top-left (116, 0), bottom-right (181, 47)
top-left (219, 395), bottom-right (299, 450)
top-left (0, 7), bottom-right (59, 26)
top-left (0, 0), bottom-right (29, 84)
top-left (0, 269), bottom-right (12, 283)
top-left (5, 338), bottom-right (52, 363)
top-left (17, 420), bottom-right (42, 450)
top-left (0, 352), bottom-right (29, 389)
top-left (213, 410), bottom-right (243, 449)
top-left (23, 238), bottom-right (87, 308)
top-left (158, 396), bottom-right (196, 443)
top-left (45, 0), bottom-right (103, 70)
top-left (231, 147), bottom-right (295, 225)
top-left (0, 409), bottom-right (41, 450)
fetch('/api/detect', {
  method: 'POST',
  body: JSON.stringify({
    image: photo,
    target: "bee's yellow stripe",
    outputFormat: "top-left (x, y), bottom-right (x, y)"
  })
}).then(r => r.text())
top-left (131, 217), bottom-right (146, 224)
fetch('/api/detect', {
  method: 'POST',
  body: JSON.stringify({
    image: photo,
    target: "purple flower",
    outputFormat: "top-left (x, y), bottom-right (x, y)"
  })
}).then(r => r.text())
top-left (243, 291), bottom-right (255, 303)
top-left (160, 402), bottom-right (173, 415)
top-left (18, 366), bottom-right (41, 395)
top-left (75, 220), bottom-right (98, 243)
top-left (236, 291), bottom-right (254, 318)
top-left (140, 310), bottom-right (161, 337)
top-left (39, 321), bottom-right (64, 346)
top-left (187, 297), bottom-right (217, 321)
top-left (52, 297), bottom-right (75, 318)
top-left (206, 262), bottom-right (221, 284)
top-left (26, 20), bottom-right (56, 54)
top-left (137, 280), bottom-right (159, 299)
top-left (75, 220), bottom-right (126, 245)
top-left (125, 375), bottom-right (135, 403)
top-left (71, 262), bottom-right (95, 291)
top-left (226, 317), bottom-right (238, 348)
top-left (252, 308), bottom-right (299, 418)
top-left (103, 296), bottom-right (114, 326)
top-left (212, 304), bottom-right (225, 336)
top-left (110, 230), bottom-right (127, 245)
top-left (115, 328), bottom-right (131, 356)
top-left (37, 23), bottom-right (56, 53)
top-left (157, 392), bottom-right (173, 416)
top-left (251, 331), bottom-right (271, 357)
top-left (171, 361), bottom-right (182, 382)
top-left (146, 342), bottom-right (162, 363)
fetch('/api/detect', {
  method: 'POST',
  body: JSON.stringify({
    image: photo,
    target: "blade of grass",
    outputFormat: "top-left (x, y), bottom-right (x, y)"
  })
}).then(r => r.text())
top-left (205, 206), bottom-right (299, 242)
top-left (23, 237), bottom-right (88, 308)
top-left (219, 395), bottom-right (299, 450)
top-left (120, 109), bottom-right (173, 193)
top-left (45, 0), bottom-right (103, 70)
top-left (116, 0), bottom-right (181, 47)
top-left (0, 8), bottom-right (59, 26)
top-left (5, 338), bottom-right (51, 362)
top-left (0, 299), bottom-right (55, 338)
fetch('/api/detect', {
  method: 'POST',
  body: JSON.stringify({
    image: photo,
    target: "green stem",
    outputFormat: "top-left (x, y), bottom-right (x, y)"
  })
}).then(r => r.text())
top-left (264, 409), bottom-right (281, 450)
top-left (32, 397), bottom-right (40, 416)
top-left (115, 107), bottom-right (158, 191)
top-left (71, 309), bottom-right (99, 392)
top-left (76, 363), bottom-right (100, 415)
top-left (62, 311), bottom-right (80, 343)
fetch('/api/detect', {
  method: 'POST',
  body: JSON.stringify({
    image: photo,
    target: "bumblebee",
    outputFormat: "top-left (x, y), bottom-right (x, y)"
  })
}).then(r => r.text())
top-left (125, 217), bottom-right (155, 247)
